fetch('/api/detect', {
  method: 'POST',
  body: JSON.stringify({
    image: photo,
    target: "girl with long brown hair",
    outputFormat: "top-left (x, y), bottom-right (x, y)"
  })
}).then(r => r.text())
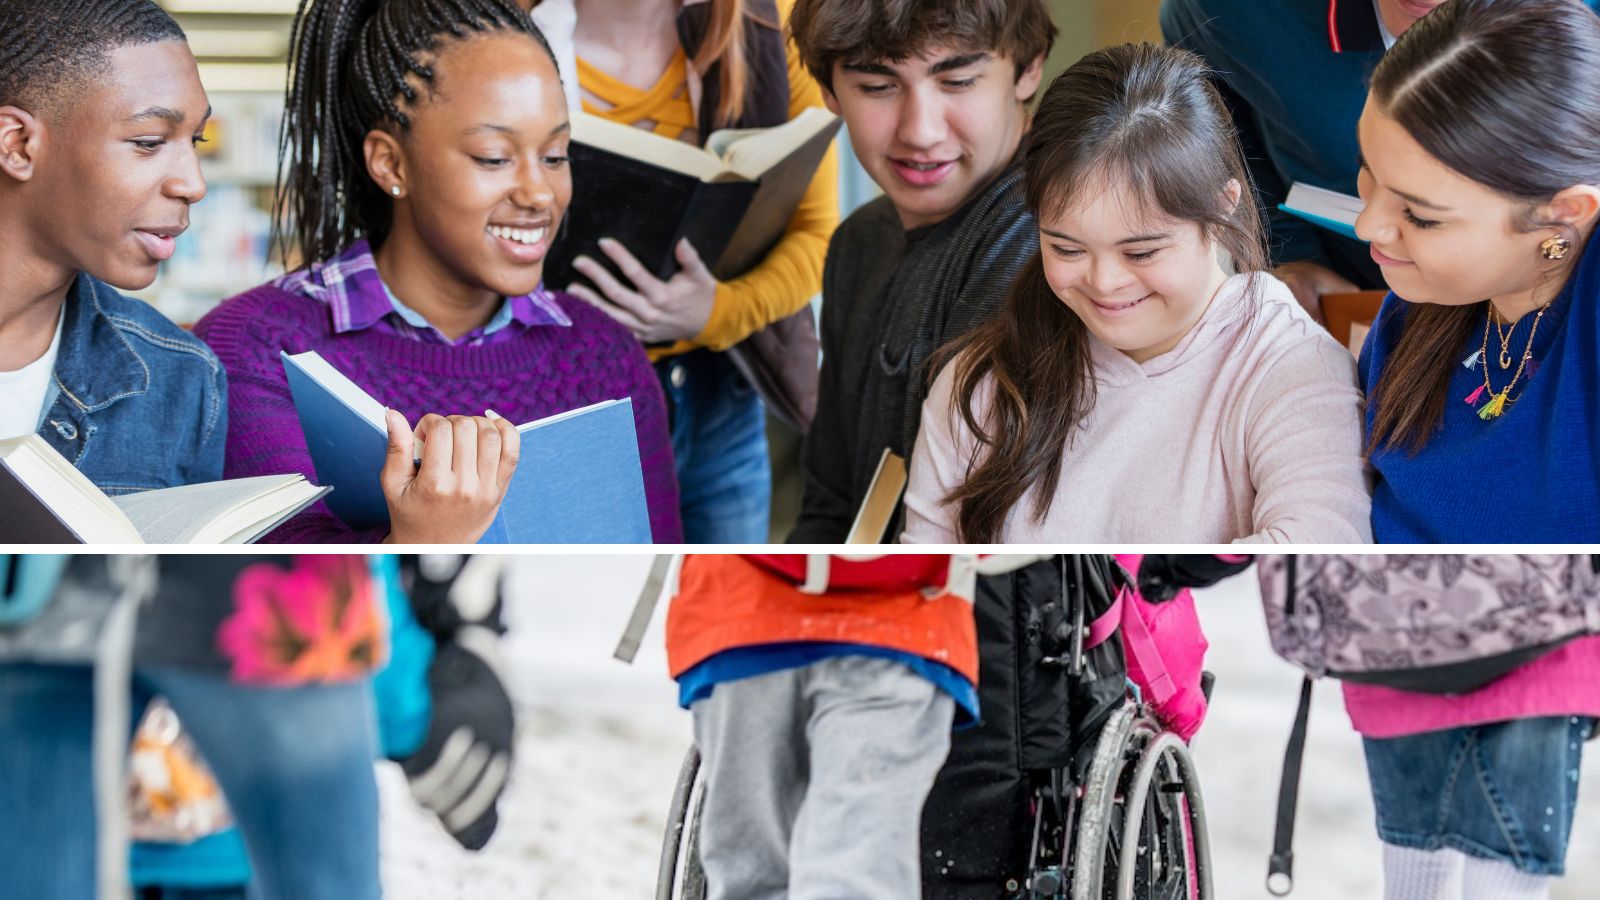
top-left (1356, 0), bottom-right (1600, 543)
top-left (522, 0), bottom-right (840, 542)
top-left (900, 42), bottom-right (1371, 544)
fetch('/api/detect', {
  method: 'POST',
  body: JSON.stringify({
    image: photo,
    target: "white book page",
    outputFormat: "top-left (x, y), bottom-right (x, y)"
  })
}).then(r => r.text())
top-left (0, 435), bottom-right (139, 542)
top-left (111, 475), bottom-right (305, 544)
top-left (1284, 182), bottom-right (1364, 226)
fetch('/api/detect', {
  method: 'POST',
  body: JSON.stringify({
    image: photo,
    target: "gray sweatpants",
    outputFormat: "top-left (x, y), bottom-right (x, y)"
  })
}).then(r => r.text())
top-left (690, 655), bottom-right (956, 900)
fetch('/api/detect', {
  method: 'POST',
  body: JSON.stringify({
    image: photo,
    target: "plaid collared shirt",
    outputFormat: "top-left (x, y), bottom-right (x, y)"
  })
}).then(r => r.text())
top-left (273, 239), bottom-right (570, 346)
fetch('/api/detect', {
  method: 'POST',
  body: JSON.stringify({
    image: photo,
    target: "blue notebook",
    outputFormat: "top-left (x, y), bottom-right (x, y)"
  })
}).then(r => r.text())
top-left (281, 350), bottom-right (653, 543)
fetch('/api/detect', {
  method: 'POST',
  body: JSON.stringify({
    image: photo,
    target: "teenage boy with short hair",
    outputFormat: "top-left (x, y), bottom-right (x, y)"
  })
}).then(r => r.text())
top-left (786, 0), bottom-right (1054, 543)
top-left (0, 0), bottom-right (223, 480)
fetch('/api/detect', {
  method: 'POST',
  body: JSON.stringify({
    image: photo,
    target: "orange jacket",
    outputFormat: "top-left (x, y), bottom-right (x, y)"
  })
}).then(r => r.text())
top-left (665, 555), bottom-right (979, 684)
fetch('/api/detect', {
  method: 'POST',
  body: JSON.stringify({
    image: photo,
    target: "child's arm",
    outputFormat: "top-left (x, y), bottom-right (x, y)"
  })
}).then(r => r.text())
top-left (899, 366), bottom-right (972, 544)
top-left (1240, 334), bottom-right (1373, 544)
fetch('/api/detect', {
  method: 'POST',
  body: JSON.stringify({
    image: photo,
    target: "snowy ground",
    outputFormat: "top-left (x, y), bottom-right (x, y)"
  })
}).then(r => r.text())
top-left (378, 557), bottom-right (1600, 899)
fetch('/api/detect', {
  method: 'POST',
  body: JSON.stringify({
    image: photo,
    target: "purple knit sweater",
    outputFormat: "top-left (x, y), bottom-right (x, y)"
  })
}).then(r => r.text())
top-left (195, 284), bottom-right (682, 543)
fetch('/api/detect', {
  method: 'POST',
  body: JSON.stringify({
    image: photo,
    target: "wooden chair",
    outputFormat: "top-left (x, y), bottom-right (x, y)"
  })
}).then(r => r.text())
top-left (1319, 290), bottom-right (1387, 355)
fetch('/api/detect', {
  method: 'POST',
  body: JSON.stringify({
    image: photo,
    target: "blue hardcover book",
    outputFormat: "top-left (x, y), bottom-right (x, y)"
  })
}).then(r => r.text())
top-left (1278, 182), bottom-right (1364, 242)
top-left (281, 350), bottom-right (652, 543)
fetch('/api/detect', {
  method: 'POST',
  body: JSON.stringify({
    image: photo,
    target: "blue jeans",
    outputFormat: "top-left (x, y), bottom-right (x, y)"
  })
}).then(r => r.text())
top-left (0, 663), bottom-right (380, 900)
top-left (1363, 716), bottom-right (1594, 875)
top-left (657, 349), bottom-right (771, 543)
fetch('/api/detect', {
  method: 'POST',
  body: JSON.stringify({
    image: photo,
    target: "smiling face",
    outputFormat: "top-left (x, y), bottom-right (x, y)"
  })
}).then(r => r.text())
top-left (24, 40), bottom-right (209, 291)
top-left (824, 44), bottom-right (1042, 231)
top-left (1038, 175), bottom-right (1233, 363)
top-left (1376, 0), bottom-right (1450, 36)
top-left (376, 31), bottom-right (571, 302)
top-left (1353, 98), bottom-right (1557, 311)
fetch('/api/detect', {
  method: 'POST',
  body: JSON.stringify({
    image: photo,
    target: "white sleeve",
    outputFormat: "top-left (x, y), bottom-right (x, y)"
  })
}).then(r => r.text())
top-left (900, 365), bottom-right (980, 544)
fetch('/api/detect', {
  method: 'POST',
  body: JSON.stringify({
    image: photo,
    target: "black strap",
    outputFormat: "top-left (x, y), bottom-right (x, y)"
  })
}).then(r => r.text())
top-left (1267, 675), bottom-right (1315, 896)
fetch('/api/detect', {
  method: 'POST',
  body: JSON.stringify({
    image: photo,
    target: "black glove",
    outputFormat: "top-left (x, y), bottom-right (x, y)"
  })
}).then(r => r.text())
top-left (396, 556), bottom-right (516, 850)
top-left (1136, 555), bottom-right (1255, 602)
top-left (400, 635), bottom-right (516, 850)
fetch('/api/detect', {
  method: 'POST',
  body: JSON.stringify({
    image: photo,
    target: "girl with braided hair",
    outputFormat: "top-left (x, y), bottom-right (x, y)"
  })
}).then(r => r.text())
top-left (194, 0), bottom-right (681, 543)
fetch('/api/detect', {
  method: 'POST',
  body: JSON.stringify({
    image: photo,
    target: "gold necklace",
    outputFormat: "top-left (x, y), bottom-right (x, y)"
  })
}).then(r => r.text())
top-left (1490, 305), bottom-right (1517, 369)
top-left (1463, 299), bottom-right (1550, 419)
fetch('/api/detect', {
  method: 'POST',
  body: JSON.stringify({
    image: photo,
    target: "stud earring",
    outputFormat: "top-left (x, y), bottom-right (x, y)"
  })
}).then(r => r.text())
top-left (390, 185), bottom-right (402, 198)
top-left (1540, 235), bottom-right (1572, 261)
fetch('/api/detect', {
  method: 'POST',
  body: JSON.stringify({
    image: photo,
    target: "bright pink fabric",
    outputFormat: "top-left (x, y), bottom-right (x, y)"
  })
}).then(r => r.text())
top-left (1114, 554), bottom-right (1211, 740)
top-left (1341, 635), bottom-right (1600, 738)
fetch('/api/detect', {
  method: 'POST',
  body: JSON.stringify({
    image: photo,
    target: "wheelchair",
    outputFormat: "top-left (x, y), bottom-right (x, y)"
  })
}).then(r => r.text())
top-left (654, 691), bottom-right (1212, 900)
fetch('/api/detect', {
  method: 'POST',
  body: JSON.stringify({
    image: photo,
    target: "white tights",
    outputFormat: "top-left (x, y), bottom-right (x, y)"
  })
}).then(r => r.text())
top-left (1383, 844), bottom-right (1551, 900)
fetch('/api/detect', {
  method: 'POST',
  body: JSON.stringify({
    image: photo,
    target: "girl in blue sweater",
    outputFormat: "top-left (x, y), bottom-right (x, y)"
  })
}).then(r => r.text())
top-left (1356, 0), bottom-right (1600, 543)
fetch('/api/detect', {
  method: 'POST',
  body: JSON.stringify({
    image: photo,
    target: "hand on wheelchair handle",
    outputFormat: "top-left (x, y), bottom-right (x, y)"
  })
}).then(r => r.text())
top-left (399, 635), bottom-right (516, 851)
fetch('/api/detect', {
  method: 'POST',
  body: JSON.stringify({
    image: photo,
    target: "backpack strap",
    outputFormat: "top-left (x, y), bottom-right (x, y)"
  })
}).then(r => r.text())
top-left (614, 555), bottom-right (679, 663)
top-left (1267, 675), bottom-right (1315, 897)
top-left (96, 555), bottom-right (159, 900)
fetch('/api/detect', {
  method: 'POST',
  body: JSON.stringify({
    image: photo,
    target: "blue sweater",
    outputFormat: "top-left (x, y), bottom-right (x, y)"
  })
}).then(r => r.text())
top-left (1359, 242), bottom-right (1600, 542)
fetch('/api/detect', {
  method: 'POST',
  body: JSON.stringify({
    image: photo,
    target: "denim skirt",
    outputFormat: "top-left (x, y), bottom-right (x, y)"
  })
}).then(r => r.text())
top-left (1362, 715), bottom-right (1594, 875)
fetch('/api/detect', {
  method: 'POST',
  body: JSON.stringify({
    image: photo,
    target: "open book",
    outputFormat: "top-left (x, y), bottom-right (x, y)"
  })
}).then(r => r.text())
top-left (1279, 183), bottom-right (1364, 241)
top-left (281, 350), bottom-right (652, 543)
top-left (544, 107), bottom-right (842, 291)
top-left (0, 434), bottom-right (327, 544)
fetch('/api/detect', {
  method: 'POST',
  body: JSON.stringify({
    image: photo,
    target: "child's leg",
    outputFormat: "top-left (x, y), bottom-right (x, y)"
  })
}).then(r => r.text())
top-left (0, 663), bottom-right (100, 899)
top-left (145, 668), bottom-right (381, 900)
top-left (1459, 854), bottom-right (1550, 900)
top-left (1381, 844), bottom-right (1464, 899)
top-left (789, 656), bottom-right (955, 900)
top-left (692, 669), bottom-right (810, 900)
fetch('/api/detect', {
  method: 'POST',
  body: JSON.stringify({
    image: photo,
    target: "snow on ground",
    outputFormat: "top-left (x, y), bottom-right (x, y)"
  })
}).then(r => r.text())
top-left (380, 557), bottom-right (1600, 899)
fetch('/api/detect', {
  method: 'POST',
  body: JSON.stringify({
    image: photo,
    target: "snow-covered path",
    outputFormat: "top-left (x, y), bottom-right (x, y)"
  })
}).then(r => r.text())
top-left (378, 557), bottom-right (1600, 898)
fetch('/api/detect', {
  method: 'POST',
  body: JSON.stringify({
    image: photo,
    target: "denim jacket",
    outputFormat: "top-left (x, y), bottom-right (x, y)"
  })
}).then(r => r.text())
top-left (34, 274), bottom-right (226, 492)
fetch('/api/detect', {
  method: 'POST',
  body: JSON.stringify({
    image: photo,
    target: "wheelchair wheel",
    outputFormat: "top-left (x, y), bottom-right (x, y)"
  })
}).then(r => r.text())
top-left (1112, 731), bottom-right (1211, 900)
top-left (1070, 705), bottom-right (1212, 900)
top-left (656, 744), bottom-right (708, 900)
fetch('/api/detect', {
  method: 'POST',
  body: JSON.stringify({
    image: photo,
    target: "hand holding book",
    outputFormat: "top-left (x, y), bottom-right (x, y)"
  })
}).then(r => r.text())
top-left (379, 408), bottom-right (522, 545)
top-left (567, 237), bottom-right (716, 344)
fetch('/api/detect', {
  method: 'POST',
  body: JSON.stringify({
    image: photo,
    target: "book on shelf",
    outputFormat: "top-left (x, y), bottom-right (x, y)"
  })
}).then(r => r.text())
top-left (281, 350), bottom-right (652, 543)
top-left (542, 107), bottom-right (842, 293)
top-left (846, 449), bottom-right (909, 545)
top-left (0, 434), bottom-right (326, 544)
top-left (1278, 182), bottom-right (1364, 241)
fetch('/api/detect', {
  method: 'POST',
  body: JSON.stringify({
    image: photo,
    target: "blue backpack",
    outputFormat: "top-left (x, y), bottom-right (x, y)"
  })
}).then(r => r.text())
top-left (0, 555), bottom-right (70, 627)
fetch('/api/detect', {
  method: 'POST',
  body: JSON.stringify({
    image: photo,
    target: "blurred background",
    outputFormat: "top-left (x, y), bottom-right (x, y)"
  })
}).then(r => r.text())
top-left (375, 556), bottom-right (1600, 898)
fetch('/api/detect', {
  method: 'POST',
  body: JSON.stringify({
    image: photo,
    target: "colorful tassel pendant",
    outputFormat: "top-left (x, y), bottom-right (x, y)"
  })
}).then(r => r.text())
top-left (1477, 389), bottom-right (1509, 420)
top-left (1464, 383), bottom-right (1488, 406)
top-left (1462, 348), bottom-right (1484, 369)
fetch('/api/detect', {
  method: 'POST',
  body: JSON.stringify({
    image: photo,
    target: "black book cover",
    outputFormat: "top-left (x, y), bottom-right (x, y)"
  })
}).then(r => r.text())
top-left (0, 460), bottom-right (84, 543)
top-left (543, 144), bottom-right (757, 292)
top-left (542, 116), bottom-right (841, 298)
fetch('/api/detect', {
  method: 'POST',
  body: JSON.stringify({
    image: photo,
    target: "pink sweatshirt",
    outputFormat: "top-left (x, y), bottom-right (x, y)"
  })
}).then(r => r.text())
top-left (901, 272), bottom-right (1372, 544)
top-left (1343, 635), bottom-right (1600, 738)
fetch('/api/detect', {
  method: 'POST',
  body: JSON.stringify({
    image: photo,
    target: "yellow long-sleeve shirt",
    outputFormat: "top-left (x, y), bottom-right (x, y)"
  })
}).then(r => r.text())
top-left (577, 0), bottom-right (840, 359)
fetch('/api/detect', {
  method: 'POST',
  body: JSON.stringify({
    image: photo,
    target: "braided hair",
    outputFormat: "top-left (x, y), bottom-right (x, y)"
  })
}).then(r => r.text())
top-left (277, 0), bottom-right (557, 267)
top-left (0, 0), bottom-right (184, 115)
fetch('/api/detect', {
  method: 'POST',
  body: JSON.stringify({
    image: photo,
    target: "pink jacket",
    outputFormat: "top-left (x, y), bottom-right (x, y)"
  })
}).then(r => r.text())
top-left (1342, 635), bottom-right (1600, 739)
top-left (1112, 554), bottom-right (1212, 740)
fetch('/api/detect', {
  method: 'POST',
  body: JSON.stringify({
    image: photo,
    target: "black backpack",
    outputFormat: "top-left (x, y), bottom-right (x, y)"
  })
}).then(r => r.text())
top-left (921, 555), bottom-right (1129, 898)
